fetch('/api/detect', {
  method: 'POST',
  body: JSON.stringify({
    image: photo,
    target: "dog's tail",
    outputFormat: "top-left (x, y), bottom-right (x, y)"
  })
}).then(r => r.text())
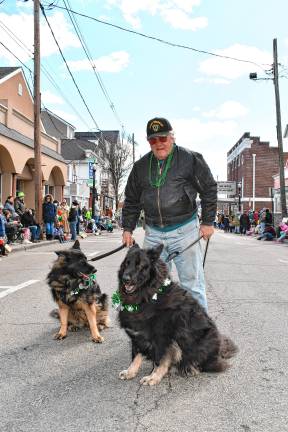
top-left (49, 309), bottom-right (60, 320)
top-left (220, 335), bottom-right (238, 359)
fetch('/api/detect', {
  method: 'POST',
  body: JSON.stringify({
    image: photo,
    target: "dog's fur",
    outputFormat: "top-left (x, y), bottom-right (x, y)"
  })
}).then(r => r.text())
top-left (117, 244), bottom-right (237, 385)
top-left (47, 240), bottom-right (109, 343)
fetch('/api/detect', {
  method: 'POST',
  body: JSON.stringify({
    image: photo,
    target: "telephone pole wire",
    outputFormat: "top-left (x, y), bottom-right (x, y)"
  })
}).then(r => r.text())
top-left (34, 0), bottom-right (43, 223)
top-left (273, 38), bottom-right (287, 217)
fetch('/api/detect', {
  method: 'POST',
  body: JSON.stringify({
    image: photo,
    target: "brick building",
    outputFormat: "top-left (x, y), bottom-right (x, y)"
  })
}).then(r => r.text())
top-left (227, 132), bottom-right (288, 213)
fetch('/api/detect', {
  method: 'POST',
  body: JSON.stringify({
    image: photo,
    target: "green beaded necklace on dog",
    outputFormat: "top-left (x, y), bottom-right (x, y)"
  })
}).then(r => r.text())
top-left (149, 146), bottom-right (174, 188)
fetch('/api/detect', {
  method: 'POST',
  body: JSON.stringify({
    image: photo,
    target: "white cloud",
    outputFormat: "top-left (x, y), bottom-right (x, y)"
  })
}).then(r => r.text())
top-left (199, 44), bottom-right (272, 80)
top-left (41, 90), bottom-right (64, 105)
top-left (67, 51), bottom-right (130, 72)
top-left (160, 8), bottom-right (207, 30)
top-left (52, 109), bottom-right (77, 124)
top-left (203, 101), bottom-right (248, 120)
top-left (0, 11), bottom-right (80, 64)
top-left (106, 0), bottom-right (207, 30)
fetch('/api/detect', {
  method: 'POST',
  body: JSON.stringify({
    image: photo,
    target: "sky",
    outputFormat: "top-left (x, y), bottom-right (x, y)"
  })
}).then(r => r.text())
top-left (1, 0), bottom-right (288, 180)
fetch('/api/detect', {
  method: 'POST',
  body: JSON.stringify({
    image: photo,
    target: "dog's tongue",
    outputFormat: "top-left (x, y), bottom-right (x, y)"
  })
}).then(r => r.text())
top-left (124, 284), bottom-right (135, 294)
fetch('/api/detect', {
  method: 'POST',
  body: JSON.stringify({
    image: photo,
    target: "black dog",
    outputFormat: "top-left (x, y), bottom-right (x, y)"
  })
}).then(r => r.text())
top-left (47, 240), bottom-right (109, 343)
top-left (116, 244), bottom-right (237, 386)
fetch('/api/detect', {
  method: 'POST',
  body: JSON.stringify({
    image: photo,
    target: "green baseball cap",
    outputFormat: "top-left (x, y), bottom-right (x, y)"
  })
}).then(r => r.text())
top-left (18, 191), bottom-right (25, 198)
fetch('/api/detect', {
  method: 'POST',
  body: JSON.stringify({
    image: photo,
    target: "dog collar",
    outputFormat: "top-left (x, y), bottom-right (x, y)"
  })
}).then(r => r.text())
top-left (112, 278), bottom-right (172, 313)
top-left (70, 273), bottom-right (97, 297)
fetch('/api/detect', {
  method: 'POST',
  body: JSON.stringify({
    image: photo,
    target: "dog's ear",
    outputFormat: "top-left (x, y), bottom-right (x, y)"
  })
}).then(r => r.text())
top-left (147, 244), bottom-right (163, 261)
top-left (131, 243), bottom-right (140, 250)
top-left (72, 240), bottom-right (80, 250)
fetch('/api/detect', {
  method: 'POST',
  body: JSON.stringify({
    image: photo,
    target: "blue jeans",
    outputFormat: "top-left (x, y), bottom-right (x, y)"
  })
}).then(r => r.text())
top-left (29, 225), bottom-right (40, 241)
top-left (45, 222), bottom-right (54, 236)
top-left (69, 221), bottom-right (77, 240)
top-left (143, 218), bottom-right (207, 311)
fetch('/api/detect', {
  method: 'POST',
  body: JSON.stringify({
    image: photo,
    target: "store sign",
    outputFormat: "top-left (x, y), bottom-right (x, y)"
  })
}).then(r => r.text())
top-left (217, 181), bottom-right (236, 195)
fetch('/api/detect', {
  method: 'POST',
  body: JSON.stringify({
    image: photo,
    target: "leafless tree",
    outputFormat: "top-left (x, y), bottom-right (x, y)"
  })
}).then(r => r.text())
top-left (97, 137), bottom-right (132, 209)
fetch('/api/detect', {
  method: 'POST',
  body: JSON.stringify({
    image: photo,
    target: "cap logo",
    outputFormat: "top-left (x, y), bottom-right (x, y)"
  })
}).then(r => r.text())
top-left (150, 120), bottom-right (164, 132)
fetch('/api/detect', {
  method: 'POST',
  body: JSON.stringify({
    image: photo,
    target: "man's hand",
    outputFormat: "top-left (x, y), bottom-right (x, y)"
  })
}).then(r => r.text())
top-left (199, 224), bottom-right (214, 240)
top-left (122, 231), bottom-right (134, 247)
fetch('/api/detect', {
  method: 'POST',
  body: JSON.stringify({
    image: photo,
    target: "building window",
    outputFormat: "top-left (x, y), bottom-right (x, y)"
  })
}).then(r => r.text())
top-left (18, 83), bottom-right (23, 96)
top-left (241, 154), bottom-right (244, 165)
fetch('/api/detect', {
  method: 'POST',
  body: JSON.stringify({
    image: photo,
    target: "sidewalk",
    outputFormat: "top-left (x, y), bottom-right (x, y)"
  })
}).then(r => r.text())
top-left (9, 239), bottom-right (59, 254)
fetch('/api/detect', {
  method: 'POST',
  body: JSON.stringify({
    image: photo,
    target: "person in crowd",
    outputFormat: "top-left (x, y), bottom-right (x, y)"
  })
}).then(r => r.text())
top-left (53, 221), bottom-right (65, 243)
top-left (121, 117), bottom-right (216, 311)
top-left (58, 199), bottom-right (70, 235)
top-left (43, 194), bottom-right (56, 240)
top-left (228, 214), bottom-right (235, 233)
top-left (233, 213), bottom-right (240, 234)
top-left (94, 200), bottom-right (101, 225)
top-left (4, 196), bottom-right (19, 220)
top-left (265, 208), bottom-right (273, 225)
top-left (277, 218), bottom-right (288, 242)
top-left (223, 215), bottom-right (230, 233)
top-left (253, 210), bottom-right (259, 226)
top-left (68, 200), bottom-right (79, 241)
top-left (76, 203), bottom-right (82, 235)
top-left (257, 224), bottom-right (276, 241)
top-left (3, 209), bottom-right (19, 244)
top-left (240, 211), bottom-right (250, 235)
top-left (14, 192), bottom-right (26, 217)
top-left (21, 208), bottom-right (40, 243)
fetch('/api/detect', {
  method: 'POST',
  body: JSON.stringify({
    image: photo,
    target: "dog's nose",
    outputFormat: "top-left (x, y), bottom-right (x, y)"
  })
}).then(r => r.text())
top-left (122, 274), bottom-right (131, 283)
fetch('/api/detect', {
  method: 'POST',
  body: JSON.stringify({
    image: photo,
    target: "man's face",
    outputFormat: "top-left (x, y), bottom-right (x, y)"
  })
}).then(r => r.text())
top-left (148, 133), bottom-right (174, 160)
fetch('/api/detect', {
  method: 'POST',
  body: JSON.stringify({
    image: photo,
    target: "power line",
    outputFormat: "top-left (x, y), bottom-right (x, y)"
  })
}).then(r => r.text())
top-left (40, 3), bottom-right (102, 133)
top-left (62, 0), bottom-right (125, 134)
top-left (0, 20), bottom-right (92, 129)
top-left (41, 2), bottom-right (269, 70)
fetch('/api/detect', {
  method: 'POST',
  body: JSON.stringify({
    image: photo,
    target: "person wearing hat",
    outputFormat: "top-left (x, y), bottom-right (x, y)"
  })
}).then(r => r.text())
top-left (68, 200), bottom-right (79, 241)
top-left (43, 194), bottom-right (56, 240)
top-left (14, 192), bottom-right (26, 217)
top-left (121, 117), bottom-right (217, 311)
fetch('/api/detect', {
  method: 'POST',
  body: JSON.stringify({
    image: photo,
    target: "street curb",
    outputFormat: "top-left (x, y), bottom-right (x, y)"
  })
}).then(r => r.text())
top-left (10, 240), bottom-right (59, 254)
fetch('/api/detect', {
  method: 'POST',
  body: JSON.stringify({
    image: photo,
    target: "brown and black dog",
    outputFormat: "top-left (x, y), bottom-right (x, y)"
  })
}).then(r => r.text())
top-left (47, 240), bottom-right (109, 343)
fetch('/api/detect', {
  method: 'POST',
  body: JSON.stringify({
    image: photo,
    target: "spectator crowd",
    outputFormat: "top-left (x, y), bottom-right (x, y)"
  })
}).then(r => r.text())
top-left (0, 192), bottom-right (117, 257)
top-left (215, 208), bottom-right (288, 243)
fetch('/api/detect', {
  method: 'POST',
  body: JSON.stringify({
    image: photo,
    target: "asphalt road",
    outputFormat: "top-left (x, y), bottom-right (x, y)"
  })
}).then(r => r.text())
top-left (0, 229), bottom-right (287, 432)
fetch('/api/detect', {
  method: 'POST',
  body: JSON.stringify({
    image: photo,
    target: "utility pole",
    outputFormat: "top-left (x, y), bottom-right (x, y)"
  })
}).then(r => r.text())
top-left (132, 133), bottom-right (135, 164)
top-left (273, 38), bottom-right (287, 217)
top-left (34, 0), bottom-right (43, 223)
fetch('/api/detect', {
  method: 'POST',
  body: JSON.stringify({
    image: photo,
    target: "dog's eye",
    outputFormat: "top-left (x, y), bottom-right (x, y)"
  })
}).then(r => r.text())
top-left (125, 260), bottom-right (130, 266)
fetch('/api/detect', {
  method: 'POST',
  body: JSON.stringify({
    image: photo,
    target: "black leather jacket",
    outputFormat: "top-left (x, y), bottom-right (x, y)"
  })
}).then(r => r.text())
top-left (122, 145), bottom-right (217, 232)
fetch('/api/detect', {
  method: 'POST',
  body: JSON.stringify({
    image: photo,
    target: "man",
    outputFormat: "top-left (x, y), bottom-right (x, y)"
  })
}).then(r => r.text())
top-left (14, 192), bottom-right (26, 217)
top-left (122, 117), bottom-right (217, 311)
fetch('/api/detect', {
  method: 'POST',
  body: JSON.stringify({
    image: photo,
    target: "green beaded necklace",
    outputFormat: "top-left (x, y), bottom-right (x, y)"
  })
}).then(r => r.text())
top-left (149, 146), bottom-right (174, 188)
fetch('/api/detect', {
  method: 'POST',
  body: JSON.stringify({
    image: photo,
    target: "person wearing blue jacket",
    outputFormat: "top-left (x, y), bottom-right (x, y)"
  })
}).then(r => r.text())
top-left (42, 194), bottom-right (56, 240)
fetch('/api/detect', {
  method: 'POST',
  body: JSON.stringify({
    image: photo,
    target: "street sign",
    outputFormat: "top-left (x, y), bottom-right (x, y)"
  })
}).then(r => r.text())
top-left (217, 181), bottom-right (236, 195)
top-left (88, 162), bottom-right (95, 179)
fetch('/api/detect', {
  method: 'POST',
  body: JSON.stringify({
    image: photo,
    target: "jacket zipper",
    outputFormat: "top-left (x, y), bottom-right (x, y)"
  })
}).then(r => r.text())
top-left (157, 186), bottom-right (163, 227)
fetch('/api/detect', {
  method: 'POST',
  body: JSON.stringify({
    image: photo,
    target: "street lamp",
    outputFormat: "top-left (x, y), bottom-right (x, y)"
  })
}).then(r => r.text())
top-left (92, 163), bottom-right (98, 220)
top-left (238, 181), bottom-right (242, 212)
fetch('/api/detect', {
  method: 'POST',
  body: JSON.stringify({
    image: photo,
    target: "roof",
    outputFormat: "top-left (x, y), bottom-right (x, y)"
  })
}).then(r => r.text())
top-left (0, 67), bottom-right (20, 80)
top-left (61, 138), bottom-right (99, 161)
top-left (0, 122), bottom-right (66, 163)
top-left (41, 108), bottom-right (76, 130)
top-left (75, 130), bottom-right (120, 144)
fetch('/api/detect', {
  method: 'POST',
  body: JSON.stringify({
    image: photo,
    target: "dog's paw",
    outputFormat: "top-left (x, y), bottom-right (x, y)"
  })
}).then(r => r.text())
top-left (119, 369), bottom-right (136, 380)
top-left (91, 335), bottom-right (104, 343)
top-left (140, 374), bottom-right (161, 386)
top-left (53, 332), bottom-right (67, 340)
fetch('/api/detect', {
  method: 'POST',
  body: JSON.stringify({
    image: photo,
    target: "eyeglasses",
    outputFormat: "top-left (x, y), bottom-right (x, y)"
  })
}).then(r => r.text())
top-left (148, 136), bottom-right (169, 145)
